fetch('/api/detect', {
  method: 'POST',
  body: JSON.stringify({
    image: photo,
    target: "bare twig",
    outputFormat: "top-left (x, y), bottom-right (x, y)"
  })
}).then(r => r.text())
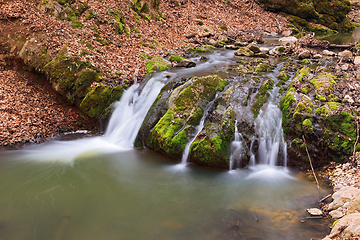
top-left (302, 135), bottom-right (319, 190)
top-left (273, 16), bottom-right (281, 32)
top-left (354, 121), bottom-right (359, 156)
top-left (319, 194), bottom-right (332, 203)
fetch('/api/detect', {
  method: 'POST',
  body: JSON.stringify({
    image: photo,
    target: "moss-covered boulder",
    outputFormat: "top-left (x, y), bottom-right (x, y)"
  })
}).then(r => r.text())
top-left (80, 84), bottom-right (124, 118)
top-left (145, 56), bottom-right (171, 74)
top-left (251, 79), bottom-right (274, 117)
top-left (280, 67), bottom-right (359, 166)
top-left (257, 0), bottom-right (353, 32)
top-left (139, 75), bottom-right (230, 167)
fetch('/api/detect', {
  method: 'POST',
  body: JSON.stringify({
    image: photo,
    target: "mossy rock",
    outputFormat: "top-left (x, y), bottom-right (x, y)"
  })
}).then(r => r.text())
top-left (75, 70), bottom-right (102, 101)
top-left (145, 56), bottom-right (171, 74)
top-left (277, 71), bottom-right (290, 81)
top-left (316, 102), bottom-right (342, 117)
top-left (251, 79), bottom-right (273, 117)
top-left (146, 75), bottom-right (228, 159)
top-left (310, 73), bottom-right (337, 100)
top-left (80, 84), bottom-right (124, 118)
top-left (169, 55), bottom-right (185, 63)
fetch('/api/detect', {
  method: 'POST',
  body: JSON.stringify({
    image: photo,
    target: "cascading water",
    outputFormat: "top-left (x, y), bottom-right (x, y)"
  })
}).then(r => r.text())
top-left (229, 120), bottom-right (245, 170)
top-left (180, 94), bottom-right (219, 166)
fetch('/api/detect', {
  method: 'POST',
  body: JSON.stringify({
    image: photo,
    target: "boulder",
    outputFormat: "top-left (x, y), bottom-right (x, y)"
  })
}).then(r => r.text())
top-left (234, 47), bottom-right (254, 57)
top-left (354, 56), bottom-right (360, 65)
top-left (246, 42), bottom-right (261, 53)
top-left (208, 39), bottom-right (219, 47)
top-left (338, 50), bottom-right (352, 57)
top-left (328, 186), bottom-right (360, 211)
top-left (269, 46), bottom-right (286, 56)
top-left (259, 47), bottom-right (270, 54)
top-left (279, 36), bottom-right (298, 44)
top-left (338, 50), bottom-right (353, 57)
top-left (178, 59), bottom-right (196, 68)
top-left (298, 50), bottom-right (310, 59)
top-left (218, 35), bottom-right (228, 43)
top-left (322, 50), bottom-right (336, 56)
top-left (330, 213), bottom-right (360, 238)
top-left (313, 54), bottom-right (322, 59)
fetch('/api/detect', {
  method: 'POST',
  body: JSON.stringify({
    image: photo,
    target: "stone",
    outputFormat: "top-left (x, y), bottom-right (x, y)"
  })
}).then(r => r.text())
top-left (306, 208), bottom-right (323, 216)
top-left (269, 46), bottom-right (286, 56)
top-left (208, 39), bottom-right (219, 47)
top-left (246, 42), bottom-right (261, 53)
top-left (348, 195), bottom-right (360, 213)
top-left (218, 35), bottom-right (228, 43)
top-left (298, 50), bottom-right (310, 59)
top-left (328, 186), bottom-right (360, 211)
top-left (186, 33), bottom-right (196, 39)
top-left (178, 59), bottom-right (196, 68)
top-left (354, 56), bottom-right (360, 65)
top-left (259, 47), bottom-right (269, 54)
top-left (282, 30), bottom-right (292, 37)
top-left (322, 50), bottom-right (336, 56)
top-left (313, 54), bottom-right (322, 59)
top-left (343, 95), bottom-right (354, 104)
top-left (225, 45), bottom-right (239, 50)
top-left (199, 31), bottom-right (211, 38)
top-left (279, 36), bottom-right (298, 44)
top-left (194, 19), bottom-right (203, 25)
top-left (234, 47), bottom-right (254, 57)
top-left (341, 64), bottom-right (349, 71)
top-left (329, 210), bottom-right (344, 218)
top-left (330, 213), bottom-right (360, 238)
top-left (338, 50), bottom-right (353, 57)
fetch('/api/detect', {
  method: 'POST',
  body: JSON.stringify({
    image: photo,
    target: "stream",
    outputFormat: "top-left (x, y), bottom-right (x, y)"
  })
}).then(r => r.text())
top-left (0, 48), bottom-right (333, 240)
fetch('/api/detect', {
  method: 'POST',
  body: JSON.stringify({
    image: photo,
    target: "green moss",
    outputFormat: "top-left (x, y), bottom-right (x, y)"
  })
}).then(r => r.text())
top-left (75, 70), bottom-right (102, 100)
top-left (277, 71), bottom-right (290, 81)
top-left (303, 119), bottom-right (314, 134)
top-left (252, 80), bottom-right (273, 117)
top-left (96, 38), bottom-right (109, 46)
top-left (316, 94), bottom-right (327, 101)
top-left (292, 138), bottom-right (299, 144)
top-left (145, 56), bottom-right (171, 73)
top-left (70, 17), bottom-right (84, 29)
top-left (293, 97), bottom-right (314, 123)
top-left (301, 87), bottom-right (309, 94)
top-left (125, 26), bottom-right (131, 38)
top-left (79, 48), bottom-right (92, 57)
top-left (293, 67), bottom-right (311, 83)
top-left (85, 10), bottom-right (94, 20)
top-left (80, 84), bottom-right (111, 118)
top-left (169, 55), bottom-right (184, 63)
top-left (77, 2), bottom-right (88, 16)
top-left (316, 102), bottom-right (341, 117)
top-left (280, 90), bottom-right (295, 125)
top-left (86, 41), bottom-right (94, 50)
top-left (279, 87), bottom-right (286, 93)
top-left (311, 73), bottom-right (337, 100)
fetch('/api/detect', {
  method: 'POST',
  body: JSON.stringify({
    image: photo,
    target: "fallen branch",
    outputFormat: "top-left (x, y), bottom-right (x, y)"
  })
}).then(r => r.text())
top-left (319, 194), bottom-right (332, 203)
top-left (328, 226), bottom-right (347, 238)
top-left (303, 135), bottom-right (319, 190)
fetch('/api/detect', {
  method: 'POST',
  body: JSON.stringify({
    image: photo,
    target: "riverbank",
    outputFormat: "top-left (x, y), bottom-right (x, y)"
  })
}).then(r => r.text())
top-left (320, 152), bottom-right (360, 239)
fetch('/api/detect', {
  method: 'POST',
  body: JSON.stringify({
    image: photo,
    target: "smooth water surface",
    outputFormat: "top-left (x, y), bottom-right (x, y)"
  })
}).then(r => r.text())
top-left (0, 150), bottom-right (330, 240)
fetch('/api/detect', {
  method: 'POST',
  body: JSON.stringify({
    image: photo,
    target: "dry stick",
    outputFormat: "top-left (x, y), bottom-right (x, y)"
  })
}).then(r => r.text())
top-left (353, 121), bottom-right (359, 156)
top-left (302, 135), bottom-right (320, 190)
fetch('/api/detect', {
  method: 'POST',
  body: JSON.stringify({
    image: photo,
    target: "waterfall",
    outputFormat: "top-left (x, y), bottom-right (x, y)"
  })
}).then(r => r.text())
top-left (104, 74), bottom-right (170, 148)
top-left (229, 120), bottom-right (245, 170)
top-left (180, 94), bottom-right (219, 166)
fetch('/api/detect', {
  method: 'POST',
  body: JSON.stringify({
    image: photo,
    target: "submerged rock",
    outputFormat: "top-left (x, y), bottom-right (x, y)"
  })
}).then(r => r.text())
top-left (234, 47), bottom-right (254, 57)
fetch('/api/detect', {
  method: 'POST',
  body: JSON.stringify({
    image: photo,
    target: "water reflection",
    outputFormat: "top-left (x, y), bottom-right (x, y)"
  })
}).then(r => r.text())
top-left (0, 149), bottom-right (330, 240)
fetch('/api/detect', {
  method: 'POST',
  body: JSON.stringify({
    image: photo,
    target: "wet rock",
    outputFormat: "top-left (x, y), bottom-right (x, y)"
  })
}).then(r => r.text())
top-left (269, 46), bottom-right (286, 56)
top-left (225, 45), bottom-right (240, 50)
top-left (322, 50), bottom-right (336, 56)
top-left (306, 208), bottom-right (323, 216)
top-left (259, 47), bottom-right (269, 54)
top-left (208, 39), bottom-right (219, 47)
top-left (330, 213), bottom-right (360, 238)
top-left (234, 41), bottom-right (248, 46)
top-left (298, 50), bottom-right (310, 59)
top-left (313, 54), bottom-right (322, 59)
top-left (338, 50), bottom-right (353, 57)
top-left (178, 59), bottom-right (196, 68)
top-left (218, 35), bottom-right (228, 43)
top-left (329, 210), bottom-right (344, 219)
top-left (354, 56), bottom-right (360, 65)
top-left (246, 42), bottom-right (261, 53)
top-left (279, 36), bottom-right (297, 44)
top-left (234, 47), bottom-right (254, 57)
